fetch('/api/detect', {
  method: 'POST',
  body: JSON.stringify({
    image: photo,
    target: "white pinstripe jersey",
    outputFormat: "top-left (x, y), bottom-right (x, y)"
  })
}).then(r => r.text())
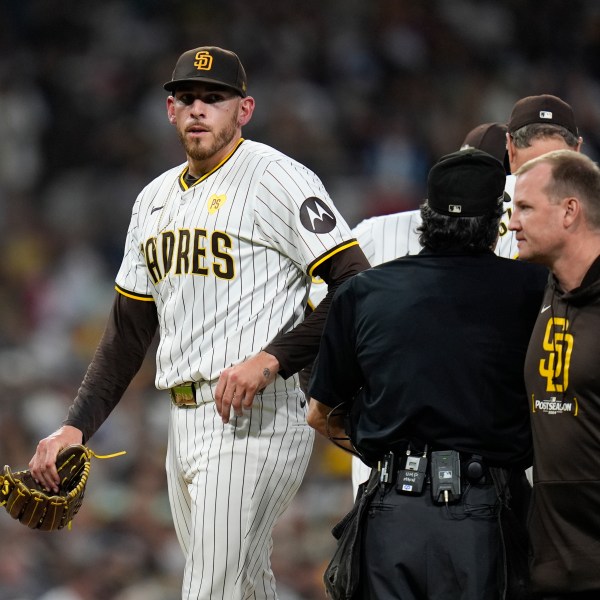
top-left (309, 175), bottom-right (518, 307)
top-left (494, 174), bottom-right (518, 259)
top-left (115, 139), bottom-right (355, 390)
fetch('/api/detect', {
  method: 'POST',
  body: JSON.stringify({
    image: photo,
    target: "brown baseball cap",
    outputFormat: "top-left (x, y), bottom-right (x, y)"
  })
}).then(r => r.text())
top-left (460, 122), bottom-right (509, 173)
top-left (460, 123), bottom-right (507, 164)
top-left (164, 46), bottom-right (247, 97)
top-left (507, 94), bottom-right (578, 137)
top-left (428, 148), bottom-right (508, 217)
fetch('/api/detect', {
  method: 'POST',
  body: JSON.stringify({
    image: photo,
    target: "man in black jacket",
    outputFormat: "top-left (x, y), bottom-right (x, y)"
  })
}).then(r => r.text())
top-left (308, 148), bottom-right (547, 599)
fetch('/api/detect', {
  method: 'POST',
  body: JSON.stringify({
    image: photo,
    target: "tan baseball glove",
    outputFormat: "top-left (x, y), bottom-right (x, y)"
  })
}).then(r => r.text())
top-left (0, 444), bottom-right (92, 531)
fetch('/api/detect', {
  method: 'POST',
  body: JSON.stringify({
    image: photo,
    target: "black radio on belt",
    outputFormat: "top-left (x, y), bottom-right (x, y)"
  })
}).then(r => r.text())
top-left (396, 447), bottom-right (428, 495)
top-left (431, 450), bottom-right (461, 504)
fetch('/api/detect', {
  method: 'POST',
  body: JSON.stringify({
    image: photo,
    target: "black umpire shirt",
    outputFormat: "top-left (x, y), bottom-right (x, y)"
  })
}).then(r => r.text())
top-left (308, 249), bottom-right (548, 468)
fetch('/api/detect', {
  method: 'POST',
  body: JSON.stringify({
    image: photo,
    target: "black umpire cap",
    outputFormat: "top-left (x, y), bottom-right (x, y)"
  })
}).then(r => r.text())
top-left (427, 148), bottom-right (508, 217)
top-left (164, 46), bottom-right (248, 97)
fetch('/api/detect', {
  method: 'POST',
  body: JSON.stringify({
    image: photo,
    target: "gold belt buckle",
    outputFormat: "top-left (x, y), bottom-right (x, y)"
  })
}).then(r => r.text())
top-left (169, 383), bottom-right (197, 407)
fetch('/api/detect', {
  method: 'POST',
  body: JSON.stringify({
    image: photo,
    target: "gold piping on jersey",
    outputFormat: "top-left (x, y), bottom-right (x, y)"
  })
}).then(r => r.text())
top-left (115, 284), bottom-right (155, 302)
top-left (178, 138), bottom-right (245, 191)
top-left (307, 239), bottom-right (359, 279)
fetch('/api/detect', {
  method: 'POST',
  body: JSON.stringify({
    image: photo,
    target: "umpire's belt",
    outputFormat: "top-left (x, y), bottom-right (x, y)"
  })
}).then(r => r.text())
top-left (169, 380), bottom-right (216, 408)
top-left (381, 446), bottom-right (492, 485)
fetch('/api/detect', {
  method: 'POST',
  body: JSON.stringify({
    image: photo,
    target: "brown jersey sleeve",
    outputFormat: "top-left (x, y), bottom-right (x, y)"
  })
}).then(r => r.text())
top-left (63, 292), bottom-right (158, 442)
top-left (264, 243), bottom-right (370, 379)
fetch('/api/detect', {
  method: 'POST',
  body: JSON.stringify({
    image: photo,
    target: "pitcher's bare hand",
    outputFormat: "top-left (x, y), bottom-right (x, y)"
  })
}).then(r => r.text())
top-left (29, 425), bottom-right (83, 492)
top-left (215, 351), bottom-right (279, 423)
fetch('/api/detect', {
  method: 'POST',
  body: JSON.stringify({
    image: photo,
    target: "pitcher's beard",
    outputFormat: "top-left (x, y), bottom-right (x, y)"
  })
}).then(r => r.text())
top-left (180, 116), bottom-right (238, 163)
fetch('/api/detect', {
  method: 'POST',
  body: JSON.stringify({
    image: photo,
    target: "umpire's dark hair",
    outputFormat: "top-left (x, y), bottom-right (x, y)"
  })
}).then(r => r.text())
top-left (417, 200), bottom-right (504, 252)
top-left (510, 123), bottom-right (580, 150)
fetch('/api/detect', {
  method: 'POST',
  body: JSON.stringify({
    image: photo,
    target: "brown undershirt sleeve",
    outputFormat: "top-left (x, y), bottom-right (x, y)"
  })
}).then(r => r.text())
top-left (63, 292), bottom-right (158, 442)
top-left (264, 244), bottom-right (370, 379)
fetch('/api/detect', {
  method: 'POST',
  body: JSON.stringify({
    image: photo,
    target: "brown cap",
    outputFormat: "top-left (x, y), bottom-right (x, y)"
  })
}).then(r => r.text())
top-left (507, 94), bottom-right (578, 137)
top-left (428, 148), bottom-right (508, 217)
top-left (460, 122), bottom-right (508, 164)
top-left (164, 46), bottom-right (247, 97)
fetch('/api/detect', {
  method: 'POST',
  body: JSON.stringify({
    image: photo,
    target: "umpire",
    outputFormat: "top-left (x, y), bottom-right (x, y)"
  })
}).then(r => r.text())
top-left (308, 148), bottom-right (547, 599)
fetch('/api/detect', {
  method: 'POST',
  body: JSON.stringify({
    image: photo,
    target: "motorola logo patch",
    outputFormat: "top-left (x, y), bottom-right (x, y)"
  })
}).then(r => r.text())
top-left (299, 197), bottom-right (337, 234)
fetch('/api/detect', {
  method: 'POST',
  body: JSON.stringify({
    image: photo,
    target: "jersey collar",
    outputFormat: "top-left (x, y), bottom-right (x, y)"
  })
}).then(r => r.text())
top-left (179, 137), bottom-right (245, 191)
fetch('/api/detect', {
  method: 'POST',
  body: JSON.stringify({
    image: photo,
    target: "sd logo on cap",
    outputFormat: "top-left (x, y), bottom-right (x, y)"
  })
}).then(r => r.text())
top-left (164, 46), bottom-right (248, 97)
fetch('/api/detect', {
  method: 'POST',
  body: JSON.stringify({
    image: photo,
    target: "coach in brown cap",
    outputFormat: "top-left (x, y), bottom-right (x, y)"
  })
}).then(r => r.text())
top-left (494, 93), bottom-right (584, 258)
top-left (506, 94), bottom-right (583, 175)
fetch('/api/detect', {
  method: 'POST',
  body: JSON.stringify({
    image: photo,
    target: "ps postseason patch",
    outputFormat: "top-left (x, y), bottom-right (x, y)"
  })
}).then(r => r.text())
top-left (299, 197), bottom-right (337, 234)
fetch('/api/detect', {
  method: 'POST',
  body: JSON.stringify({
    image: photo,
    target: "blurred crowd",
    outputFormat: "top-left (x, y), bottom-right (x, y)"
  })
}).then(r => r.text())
top-left (1, 0), bottom-right (600, 598)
